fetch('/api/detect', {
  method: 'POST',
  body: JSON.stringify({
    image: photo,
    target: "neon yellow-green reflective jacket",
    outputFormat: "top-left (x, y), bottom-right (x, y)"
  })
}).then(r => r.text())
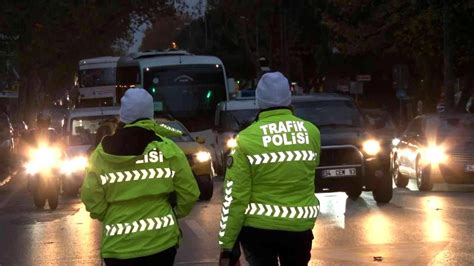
top-left (81, 120), bottom-right (199, 259)
top-left (218, 108), bottom-right (321, 249)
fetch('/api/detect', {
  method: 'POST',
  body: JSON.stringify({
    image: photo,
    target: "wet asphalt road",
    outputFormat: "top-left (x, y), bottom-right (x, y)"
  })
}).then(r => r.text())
top-left (0, 173), bottom-right (473, 265)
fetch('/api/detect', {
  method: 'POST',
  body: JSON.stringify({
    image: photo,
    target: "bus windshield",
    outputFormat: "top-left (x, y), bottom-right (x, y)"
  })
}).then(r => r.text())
top-left (79, 68), bottom-right (116, 87)
top-left (143, 65), bottom-right (226, 132)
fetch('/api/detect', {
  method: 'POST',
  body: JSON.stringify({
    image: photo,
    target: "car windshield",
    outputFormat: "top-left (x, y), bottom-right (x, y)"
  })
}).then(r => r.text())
top-left (69, 116), bottom-right (118, 145)
top-left (220, 109), bottom-right (259, 132)
top-left (293, 100), bottom-right (362, 127)
top-left (78, 68), bottom-right (116, 87)
top-left (363, 110), bottom-right (396, 130)
top-left (160, 121), bottom-right (194, 142)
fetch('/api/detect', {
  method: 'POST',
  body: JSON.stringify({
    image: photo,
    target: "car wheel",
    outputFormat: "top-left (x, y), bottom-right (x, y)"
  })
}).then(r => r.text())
top-left (392, 156), bottom-right (409, 188)
top-left (33, 191), bottom-right (46, 209)
top-left (416, 158), bottom-right (433, 191)
top-left (48, 191), bottom-right (59, 210)
top-left (372, 173), bottom-right (393, 203)
top-left (47, 182), bottom-right (60, 210)
top-left (197, 175), bottom-right (214, 200)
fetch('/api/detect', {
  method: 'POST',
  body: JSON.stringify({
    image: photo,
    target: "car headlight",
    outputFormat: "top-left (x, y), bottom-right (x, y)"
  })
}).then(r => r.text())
top-left (25, 145), bottom-right (62, 175)
top-left (423, 145), bottom-right (448, 164)
top-left (392, 138), bottom-right (400, 146)
top-left (226, 138), bottom-right (237, 149)
top-left (363, 139), bottom-right (381, 156)
top-left (61, 156), bottom-right (88, 175)
top-left (195, 151), bottom-right (211, 162)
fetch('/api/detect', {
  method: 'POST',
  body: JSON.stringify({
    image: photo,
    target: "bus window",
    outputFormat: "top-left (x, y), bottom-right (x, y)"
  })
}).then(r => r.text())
top-left (143, 65), bottom-right (226, 131)
top-left (78, 68), bottom-right (116, 88)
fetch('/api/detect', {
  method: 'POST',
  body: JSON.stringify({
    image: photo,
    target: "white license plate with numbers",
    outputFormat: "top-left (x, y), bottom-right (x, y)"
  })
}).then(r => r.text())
top-left (466, 165), bottom-right (474, 172)
top-left (322, 168), bottom-right (357, 178)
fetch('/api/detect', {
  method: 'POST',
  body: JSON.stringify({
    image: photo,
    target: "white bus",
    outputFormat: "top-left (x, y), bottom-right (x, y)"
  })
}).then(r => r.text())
top-left (116, 50), bottom-right (231, 135)
top-left (77, 56), bottom-right (119, 106)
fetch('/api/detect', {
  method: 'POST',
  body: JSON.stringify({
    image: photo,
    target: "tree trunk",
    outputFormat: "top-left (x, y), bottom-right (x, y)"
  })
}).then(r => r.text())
top-left (443, 0), bottom-right (455, 111)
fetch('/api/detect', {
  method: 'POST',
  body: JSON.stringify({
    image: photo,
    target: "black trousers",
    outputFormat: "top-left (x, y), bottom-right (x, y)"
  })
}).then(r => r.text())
top-left (103, 246), bottom-right (176, 266)
top-left (239, 226), bottom-right (313, 266)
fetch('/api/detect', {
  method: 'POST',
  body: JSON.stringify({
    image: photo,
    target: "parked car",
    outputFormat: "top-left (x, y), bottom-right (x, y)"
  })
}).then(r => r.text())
top-left (213, 97), bottom-right (259, 175)
top-left (62, 106), bottom-right (120, 195)
top-left (157, 117), bottom-right (216, 200)
top-left (293, 94), bottom-right (393, 203)
top-left (0, 113), bottom-right (15, 173)
top-left (391, 113), bottom-right (474, 191)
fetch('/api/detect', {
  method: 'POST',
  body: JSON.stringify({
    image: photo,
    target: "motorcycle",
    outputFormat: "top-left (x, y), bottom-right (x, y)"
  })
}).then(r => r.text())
top-left (24, 144), bottom-right (63, 210)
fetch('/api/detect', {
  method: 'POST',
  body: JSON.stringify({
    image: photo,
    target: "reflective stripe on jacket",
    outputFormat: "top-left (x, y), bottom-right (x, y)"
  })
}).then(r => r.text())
top-left (81, 120), bottom-right (199, 259)
top-left (218, 108), bottom-right (321, 249)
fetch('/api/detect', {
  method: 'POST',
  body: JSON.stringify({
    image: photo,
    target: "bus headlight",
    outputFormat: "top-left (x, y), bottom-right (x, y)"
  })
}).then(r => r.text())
top-left (61, 156), bottom-right (88, 175)
top-left (424, 145), bottom-right (448, 164)
top-left (226, 138), bottom-right (237, 149)
top-left (363, 139), bottom-right (381, 156)
top-left (196, 151), bottom-right (211, 163)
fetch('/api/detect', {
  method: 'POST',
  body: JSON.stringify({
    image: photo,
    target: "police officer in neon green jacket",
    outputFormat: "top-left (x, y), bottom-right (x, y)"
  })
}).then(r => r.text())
top-left (81, 88), bottom-right (199, 265)
top-left (218, 72), bottom-right (321, 266)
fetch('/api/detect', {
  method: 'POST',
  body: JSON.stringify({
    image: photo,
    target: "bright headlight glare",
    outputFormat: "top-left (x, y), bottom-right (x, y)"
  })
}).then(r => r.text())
top-left (424, 145), bottom-right (447, 164)
top-left (363, 139), bottom-right (381, 156)
top-left (226, 138), bottom-right (237, 148)
top-left (61, 156), bottom-right (88, 175)
top-left (196, 151), bottom-right (211, 162)
top-left (25, 145), bottom-right (62, 174)
top-left (392, 138), bottom-right (400, 146)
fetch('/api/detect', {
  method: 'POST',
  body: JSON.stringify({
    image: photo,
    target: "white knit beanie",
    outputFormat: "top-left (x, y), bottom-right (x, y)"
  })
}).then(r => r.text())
top-left (120, 88), bottom-right (154, 123)
top-left (256, 72), bottom-right (291, 109)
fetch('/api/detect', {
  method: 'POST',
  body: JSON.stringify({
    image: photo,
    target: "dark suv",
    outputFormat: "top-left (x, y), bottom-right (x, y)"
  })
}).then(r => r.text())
top-left (293, 94), bottom-right (393, 203)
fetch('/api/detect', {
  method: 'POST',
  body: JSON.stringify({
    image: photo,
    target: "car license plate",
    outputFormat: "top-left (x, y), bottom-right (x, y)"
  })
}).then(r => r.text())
top-left (322, 168), bottom-right (357, 178)
top-left (465, 165), bottom-right (474, 172)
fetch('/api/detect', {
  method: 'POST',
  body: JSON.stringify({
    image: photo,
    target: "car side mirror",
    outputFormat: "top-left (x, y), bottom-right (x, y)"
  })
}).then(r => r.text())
top-left (196, 136), bottom-right (206, 144)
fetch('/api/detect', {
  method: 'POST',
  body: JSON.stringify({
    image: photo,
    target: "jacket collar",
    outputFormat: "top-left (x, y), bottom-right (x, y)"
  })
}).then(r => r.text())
top-left (257, 107), bottom-right (293, 120)
top-left (124, 119), bottom-right (157, 131)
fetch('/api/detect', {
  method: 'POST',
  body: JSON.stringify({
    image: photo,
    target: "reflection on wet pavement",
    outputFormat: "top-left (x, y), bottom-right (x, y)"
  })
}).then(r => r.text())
top-left (0, 177), bottom-right (473, 265)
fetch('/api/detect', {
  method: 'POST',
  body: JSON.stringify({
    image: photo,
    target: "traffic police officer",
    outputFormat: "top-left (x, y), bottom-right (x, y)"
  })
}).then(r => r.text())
top-left (218, 72), bottom-right (321, 265)
top-left (81, 88), bottom-right (200, 265)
